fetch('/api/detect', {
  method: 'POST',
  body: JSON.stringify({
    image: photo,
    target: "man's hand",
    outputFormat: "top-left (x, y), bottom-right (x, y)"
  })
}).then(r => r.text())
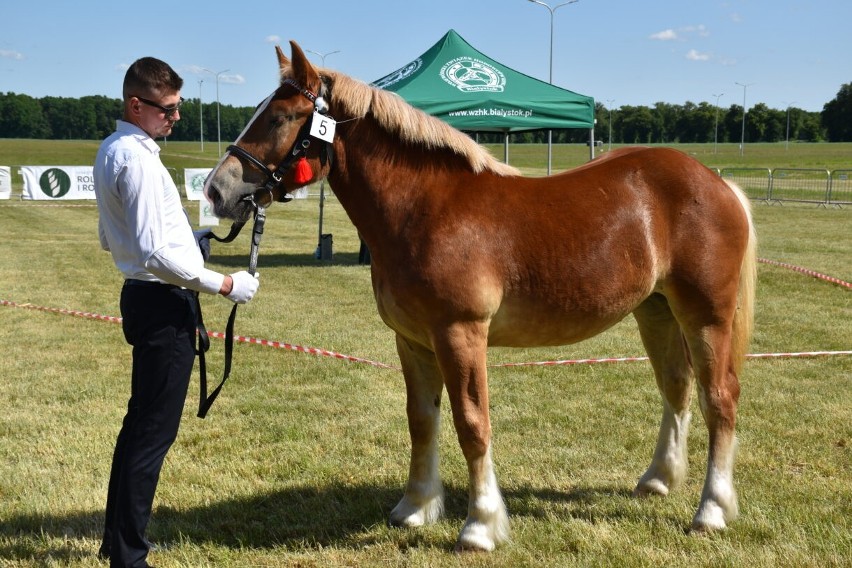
top-left (194, 229), bottom-right (213, 261)
top-left (224, 271), bottom-right (260, 304)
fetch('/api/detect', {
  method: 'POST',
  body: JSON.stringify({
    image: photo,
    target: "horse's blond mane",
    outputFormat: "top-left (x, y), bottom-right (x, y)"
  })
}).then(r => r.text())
top-left (284, 66), bottom-right (518, 176)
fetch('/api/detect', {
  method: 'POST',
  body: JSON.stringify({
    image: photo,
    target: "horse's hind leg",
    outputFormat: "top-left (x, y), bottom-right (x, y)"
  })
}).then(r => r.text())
top-left (389, 334), bottom-right (445, 528)
top-left (632, 294), bottom-right (694, 497)
top-left (683, 323), bottom-right (740, 531)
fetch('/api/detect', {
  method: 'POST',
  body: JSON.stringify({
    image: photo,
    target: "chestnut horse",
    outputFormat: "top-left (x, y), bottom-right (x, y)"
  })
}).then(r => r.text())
top-left (204, 41), bottom-right (757, 552)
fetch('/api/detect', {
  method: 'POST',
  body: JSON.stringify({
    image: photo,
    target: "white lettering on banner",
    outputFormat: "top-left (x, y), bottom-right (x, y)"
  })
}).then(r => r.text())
top-left (0, 166), bottom-right (11, 199)
top-left (20, 166), bottom-right (96, 200)
top-left (184, 168), bottom-right (213, 201)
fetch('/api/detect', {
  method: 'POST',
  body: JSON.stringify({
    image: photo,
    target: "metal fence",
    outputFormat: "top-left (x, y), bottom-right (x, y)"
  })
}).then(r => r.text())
top-left (770, 168), bottom-right (831, 204)
top-left (4, 164), bottom-right (851, 206)
top-left (829, 170), bottom-right (852, 205)
top-left (720, 168), bottom-right (772, 202)
top-left (720, 167), bottom-right (849, 206)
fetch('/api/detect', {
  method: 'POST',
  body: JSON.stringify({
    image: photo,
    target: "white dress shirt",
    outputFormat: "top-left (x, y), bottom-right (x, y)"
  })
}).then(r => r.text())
top-left (94, 120), bottom-right (224, 294)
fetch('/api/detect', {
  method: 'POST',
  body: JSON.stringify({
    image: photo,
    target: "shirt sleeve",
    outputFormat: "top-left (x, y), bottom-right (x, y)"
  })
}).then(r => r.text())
top-left (118, 153), bottom-right (164, 262)
top-left (98, 218), bottom-right (110, 251)
top-left (145, 246), bottom-right (225, 294)
top-left (119, 150), bottom-right (225, 295)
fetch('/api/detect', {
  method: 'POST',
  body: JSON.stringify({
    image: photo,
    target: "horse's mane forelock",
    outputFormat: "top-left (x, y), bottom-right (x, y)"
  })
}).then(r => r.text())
top-left (301, 68), bottom-right (518, 176)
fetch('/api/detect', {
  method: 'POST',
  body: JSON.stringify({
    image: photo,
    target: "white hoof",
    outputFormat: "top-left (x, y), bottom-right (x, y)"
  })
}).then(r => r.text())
top-left (633, 474), bottom-right (671, 497)
top-left (455, 520), bottom-right (497, 552)
top-left (389, 490), bottom-right (444, 527)
top-left (692, 502), bottom-right (728, 532)
top-left (454, 500), bottom-right (510, 553)
top-left (692, 494), bottom-right (738, 532)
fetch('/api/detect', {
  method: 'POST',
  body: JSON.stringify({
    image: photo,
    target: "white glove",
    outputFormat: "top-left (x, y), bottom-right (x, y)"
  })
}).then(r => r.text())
top-left (226, 271), bottom-right (260, 304)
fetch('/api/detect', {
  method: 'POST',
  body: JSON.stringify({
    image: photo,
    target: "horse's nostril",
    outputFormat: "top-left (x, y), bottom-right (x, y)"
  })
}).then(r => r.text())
top-left (206, 184), bottom-right (221, 204)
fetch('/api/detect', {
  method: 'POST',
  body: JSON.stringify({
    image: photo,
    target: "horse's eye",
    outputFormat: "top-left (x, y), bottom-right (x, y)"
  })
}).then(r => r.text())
top-left (271, 115), bottom-right (295, 126)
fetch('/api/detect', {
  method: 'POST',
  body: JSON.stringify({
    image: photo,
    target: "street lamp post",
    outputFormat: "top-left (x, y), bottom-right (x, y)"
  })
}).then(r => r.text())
top-left (527, 0), bottom-right (579, 175)
top-left (712, 92), bottom-right (723, 154)
top-left (202, 68), bottom-right (230, 156)
top-left (305, 49), bottom-right (340, 68)
top-left (735, 82), bottom-right (753, 157)
top-left (606, 99), bottom-right (614, 151)
top-left (198, 79), bottom-right (204, 152)
top-left (305, 49), bottom-right (340, 260)
top-left (783, 101), bottom-right (796, 151)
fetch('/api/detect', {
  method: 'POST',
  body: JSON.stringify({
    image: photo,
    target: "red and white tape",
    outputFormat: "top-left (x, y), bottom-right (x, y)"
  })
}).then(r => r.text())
top-left (3, 296), bottom-right (850, 371)
top-left (206, 330), bottom-right (399, 369)
top-left (758, 257), bottom-right (852, 290)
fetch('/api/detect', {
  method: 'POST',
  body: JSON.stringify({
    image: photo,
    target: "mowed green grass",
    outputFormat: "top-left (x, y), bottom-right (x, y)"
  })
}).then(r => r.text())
top-left (0, 141), bottom-right (850, 567)
top-left (2, 139), bottom-right (852, 186)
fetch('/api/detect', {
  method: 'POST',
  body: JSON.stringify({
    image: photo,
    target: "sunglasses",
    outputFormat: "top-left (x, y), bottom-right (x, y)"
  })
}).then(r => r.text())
top-left (134, 95), bottom-right (184, 119)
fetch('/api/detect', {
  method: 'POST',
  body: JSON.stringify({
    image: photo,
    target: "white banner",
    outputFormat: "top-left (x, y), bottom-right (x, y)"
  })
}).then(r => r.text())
top-left (20, 166), bottom-right (96, 200)
top-left (183, 168), bottom-right (212, 201)
top-left (199, 200), bottom-right (220, 226)
top-left (0, 167), bottom-right (10, 199)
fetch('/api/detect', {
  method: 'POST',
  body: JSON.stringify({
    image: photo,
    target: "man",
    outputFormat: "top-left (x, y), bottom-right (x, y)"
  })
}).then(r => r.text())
top-left (93, 57), bottom-right (259, 568)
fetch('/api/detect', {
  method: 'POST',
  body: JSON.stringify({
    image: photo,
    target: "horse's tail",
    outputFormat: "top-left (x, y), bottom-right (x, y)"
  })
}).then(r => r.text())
top-left (725, 180), bottom-right (757, 375)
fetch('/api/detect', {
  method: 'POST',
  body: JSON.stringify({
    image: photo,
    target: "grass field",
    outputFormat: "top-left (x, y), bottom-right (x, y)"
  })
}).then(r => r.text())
top-left (0, 141), bottom-right (850, 567)
top-left (2, 139), bottom-right (852, 187)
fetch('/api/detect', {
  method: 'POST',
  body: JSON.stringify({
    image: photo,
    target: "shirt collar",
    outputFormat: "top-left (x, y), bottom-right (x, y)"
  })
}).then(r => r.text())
top-left (115, 119), bottom-right (161, 154)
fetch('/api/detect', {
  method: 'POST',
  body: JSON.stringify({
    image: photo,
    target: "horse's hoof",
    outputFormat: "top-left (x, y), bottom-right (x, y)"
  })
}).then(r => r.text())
top-left (454, 532), bottom-right (496, 553)
top-left (691, 502), bottom-right (730, 533)
top-left (633, 477), bottom-right (670, 497)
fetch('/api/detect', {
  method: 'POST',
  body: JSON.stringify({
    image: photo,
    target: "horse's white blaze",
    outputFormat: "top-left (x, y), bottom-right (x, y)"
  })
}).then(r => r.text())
top-left (202, 92), bottom-right (275, 203)
top-left (234, 91), bottom-right (276, 143)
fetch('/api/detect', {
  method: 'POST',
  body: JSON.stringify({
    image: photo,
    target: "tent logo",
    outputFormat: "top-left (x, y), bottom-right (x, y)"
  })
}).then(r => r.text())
top-left (440, 57), bottom-right (505, 93)
top-left (39, 168), bottom-right (72, 198)
top-left (373, 59), bottom-right (423, 89)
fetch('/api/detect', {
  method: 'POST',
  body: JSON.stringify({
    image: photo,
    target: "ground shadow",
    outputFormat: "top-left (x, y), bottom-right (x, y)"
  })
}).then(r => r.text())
top-left (0, 482), bottom-right (646, 561)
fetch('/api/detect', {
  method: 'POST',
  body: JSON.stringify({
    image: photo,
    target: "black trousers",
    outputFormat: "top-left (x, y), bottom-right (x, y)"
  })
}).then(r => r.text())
top-left (101, 281), bottom-right (197, 568)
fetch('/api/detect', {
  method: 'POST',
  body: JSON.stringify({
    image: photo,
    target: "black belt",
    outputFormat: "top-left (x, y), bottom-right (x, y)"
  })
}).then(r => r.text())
top-left (124, 279), bottom-right (180, 290)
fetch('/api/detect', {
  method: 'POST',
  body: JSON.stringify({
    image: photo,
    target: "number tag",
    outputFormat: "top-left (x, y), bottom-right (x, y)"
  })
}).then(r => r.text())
top-left (310, 112), bottom-right (336, 143)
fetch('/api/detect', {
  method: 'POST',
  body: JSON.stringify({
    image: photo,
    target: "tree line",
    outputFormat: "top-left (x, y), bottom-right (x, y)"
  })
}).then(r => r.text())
top-left (1, 82), bottom-right (850, 143)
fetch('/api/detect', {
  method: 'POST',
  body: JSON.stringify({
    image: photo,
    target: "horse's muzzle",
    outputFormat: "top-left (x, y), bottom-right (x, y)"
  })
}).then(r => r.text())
top-left (205, 184), bottom-right (254, 223)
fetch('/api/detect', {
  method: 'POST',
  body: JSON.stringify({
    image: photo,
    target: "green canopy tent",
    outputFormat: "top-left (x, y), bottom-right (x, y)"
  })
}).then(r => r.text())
top-left (372, 29), bottom-right (597, 164)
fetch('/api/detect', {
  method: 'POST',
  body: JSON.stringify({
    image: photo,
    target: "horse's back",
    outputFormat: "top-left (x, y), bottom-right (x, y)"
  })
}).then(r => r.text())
top-left (482, 147), bottom-right (750, 346)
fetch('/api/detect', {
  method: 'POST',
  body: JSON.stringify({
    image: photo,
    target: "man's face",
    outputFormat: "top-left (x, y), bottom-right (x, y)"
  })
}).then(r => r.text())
top-left (131, 91), bottom-right (182, 138)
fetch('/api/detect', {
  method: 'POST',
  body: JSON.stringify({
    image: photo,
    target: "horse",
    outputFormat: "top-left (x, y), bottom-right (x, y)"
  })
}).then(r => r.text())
top-left (204, 41), bottom-right (757, 552)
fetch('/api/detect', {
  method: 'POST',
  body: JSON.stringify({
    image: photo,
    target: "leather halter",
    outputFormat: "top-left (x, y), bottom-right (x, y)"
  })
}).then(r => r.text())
top-left (226, 77), bottom-right (333, 203)
top-left (196, 203), bottom-right (266, 418)
top-left (195, 78), bottom-right (333, 417)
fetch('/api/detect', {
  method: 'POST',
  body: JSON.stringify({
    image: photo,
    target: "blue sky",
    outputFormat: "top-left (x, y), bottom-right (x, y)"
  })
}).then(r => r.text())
top-left (1, 1), bottom-right (848, 113)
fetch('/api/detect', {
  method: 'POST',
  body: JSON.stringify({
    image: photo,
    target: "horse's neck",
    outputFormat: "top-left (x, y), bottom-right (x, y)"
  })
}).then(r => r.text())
top-left (328, 125), bottom-right (453, 243)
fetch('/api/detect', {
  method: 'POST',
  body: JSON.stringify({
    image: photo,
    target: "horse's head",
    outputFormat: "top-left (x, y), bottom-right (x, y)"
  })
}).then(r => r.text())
top-left (204, 41), bottom-right (332, 222)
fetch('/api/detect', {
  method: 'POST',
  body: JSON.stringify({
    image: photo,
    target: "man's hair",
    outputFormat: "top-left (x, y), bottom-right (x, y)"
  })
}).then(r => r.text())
top-left (123, 57), bottom-right (183, 101)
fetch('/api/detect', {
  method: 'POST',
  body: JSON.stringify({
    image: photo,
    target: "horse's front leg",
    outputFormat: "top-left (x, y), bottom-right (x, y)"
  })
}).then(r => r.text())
top-left (389, 334), bottom-right (446, 528)
top-left (434, 322), bottom-right (509, 552)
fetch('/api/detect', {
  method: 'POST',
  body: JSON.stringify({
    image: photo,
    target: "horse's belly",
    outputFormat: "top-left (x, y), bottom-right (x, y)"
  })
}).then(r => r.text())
top-left (487, 305), bottom-right (631, 347)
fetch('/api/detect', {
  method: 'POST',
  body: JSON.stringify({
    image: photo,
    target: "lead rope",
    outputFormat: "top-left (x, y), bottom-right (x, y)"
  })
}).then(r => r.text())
top-left (195, 205), bottom-right (266, 418)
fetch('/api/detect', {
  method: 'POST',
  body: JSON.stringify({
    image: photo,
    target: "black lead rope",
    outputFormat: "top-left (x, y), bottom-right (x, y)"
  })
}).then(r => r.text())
top-left (195, 205), bottom-right (266, 418)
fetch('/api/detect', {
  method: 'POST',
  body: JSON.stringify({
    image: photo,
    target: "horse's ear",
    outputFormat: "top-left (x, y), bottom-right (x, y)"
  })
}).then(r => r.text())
top-left (289, 40), bottom-right (318, 86)
top-left (276, 45), bottom-right (290, 72)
